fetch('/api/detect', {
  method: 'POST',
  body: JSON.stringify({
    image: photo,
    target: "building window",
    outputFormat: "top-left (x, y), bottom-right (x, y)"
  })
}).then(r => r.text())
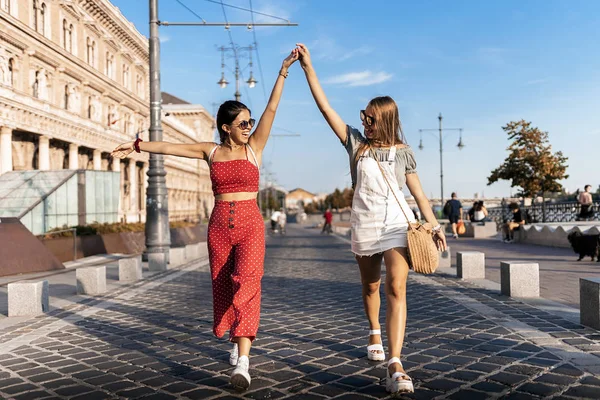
top-left (64, 85), bottom-right (69, 109)
top-left (122, 64), bottom-right (129, 89)
top-left (33, 0), bottom-right (39, 31)
top-left (107, 105), bottom-right (115, 126)
top-left (8, 58), bottom-right (14, 87)
top-left (33, 71), bottom-right (39, 98)
top-left (87, 96), bottom-right (93, 119)
top-left (136, 75), bottom-right (143, 97)
top-left (3, 0), bottom-right (10, 13)
top-left (106, 52), bottom-right (113, 78)
top-left (62, 19), bottom-right (73, 52)
top-left (86, 38), bottom-right (96, 67)
top-left (40, 3), bottom-right (46, 35)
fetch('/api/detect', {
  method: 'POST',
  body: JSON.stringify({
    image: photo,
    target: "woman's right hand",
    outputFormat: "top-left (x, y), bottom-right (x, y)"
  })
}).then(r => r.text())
top-left (110, 141), bottom-right (135, 159)
top-left (296, 43), bottom-right (312, 70)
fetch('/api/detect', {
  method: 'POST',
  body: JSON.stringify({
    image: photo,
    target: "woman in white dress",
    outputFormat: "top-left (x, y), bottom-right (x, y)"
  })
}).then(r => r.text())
top-left (296, 43), bottom-right (447, 394)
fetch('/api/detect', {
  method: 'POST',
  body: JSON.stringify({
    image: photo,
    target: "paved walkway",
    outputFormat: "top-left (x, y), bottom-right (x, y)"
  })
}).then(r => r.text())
top-left (446, 238), bottom-right (599, 308)
top-left (0, 225), bottom-right (600, 399)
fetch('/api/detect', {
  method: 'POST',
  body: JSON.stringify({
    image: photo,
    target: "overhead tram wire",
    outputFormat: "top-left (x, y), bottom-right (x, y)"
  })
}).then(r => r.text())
top-left (220, 0), bottom-right (253, 110)
top-left (174, 0), bottom-right (206, 23)
top-left (248, 0), bottom-right (267, 102)
top-left (203, 0), bottom-right (291, 23)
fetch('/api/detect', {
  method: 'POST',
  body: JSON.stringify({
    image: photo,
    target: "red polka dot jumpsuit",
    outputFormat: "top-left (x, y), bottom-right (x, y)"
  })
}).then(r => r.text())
top-left (207, 144), bottom-right (265, 342)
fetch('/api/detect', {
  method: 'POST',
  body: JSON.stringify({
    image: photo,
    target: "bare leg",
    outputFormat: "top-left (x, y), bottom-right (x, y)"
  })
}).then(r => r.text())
top-left (383, 247), bottom-right (411, 381)
top-left (451, 223), bottom-right (457, 236)
top-left (356, 253), bottom-right (384, 355)
top-left (234, 337), bottom-right (252, 358)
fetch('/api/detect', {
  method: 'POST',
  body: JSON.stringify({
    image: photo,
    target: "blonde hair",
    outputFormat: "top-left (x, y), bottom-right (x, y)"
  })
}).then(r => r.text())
top-left (356, 96), bottom-right (406, 162)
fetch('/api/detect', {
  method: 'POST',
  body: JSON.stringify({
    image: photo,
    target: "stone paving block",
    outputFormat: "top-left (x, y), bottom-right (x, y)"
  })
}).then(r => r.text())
top-left (8, 280), bottom-right (49, 317)
top-left (501, 261), bottom-right (540, 297)
top-left (118, 256), bottom-right (142, 281)
top-left (580, 277), bottom-right (600, 329)
top-left (76, 266), bottom-right (106, 295)
top-left (439, 246), bottom-right (451, 268)
top-left (457, 251), bottom-right (485, 279)
top-left (148, 252), bottom-right (168, 272)
top-left (169, 247), bottom-right (187, 267)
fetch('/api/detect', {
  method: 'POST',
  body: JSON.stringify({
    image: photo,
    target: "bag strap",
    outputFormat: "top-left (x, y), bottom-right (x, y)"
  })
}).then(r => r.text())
top-left (368, 145), bottom-right (415, 232)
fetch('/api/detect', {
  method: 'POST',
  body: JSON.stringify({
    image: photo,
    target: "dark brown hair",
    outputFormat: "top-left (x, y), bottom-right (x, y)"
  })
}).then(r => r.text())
top-left (216, 100), bottom-right (250, 143)
top-left (356, 96), bottom-right (406, 162)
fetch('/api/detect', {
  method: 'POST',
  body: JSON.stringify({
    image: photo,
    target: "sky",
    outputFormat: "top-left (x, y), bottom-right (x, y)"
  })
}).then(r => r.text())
top-left (111, 0), bottom-right (600, 199)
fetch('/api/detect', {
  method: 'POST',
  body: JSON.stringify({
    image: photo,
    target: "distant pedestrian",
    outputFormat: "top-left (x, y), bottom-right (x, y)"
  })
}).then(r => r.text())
top-left (473, 201), bottom-right (488, 222)
top-left (296, 43), bottom-right (446, 395)
top-left (578, 185), bottom-right (594, 221)
top-left (444, 193), bottom-right (463, 238)
top-left (111, 49), bottom-right (299, 391)
top-left (322, 208), bottom-right (333, 234)
top-left (270, 209), bottom-right (281, 232)
top-left (502, 203), bottom-right (525, 243)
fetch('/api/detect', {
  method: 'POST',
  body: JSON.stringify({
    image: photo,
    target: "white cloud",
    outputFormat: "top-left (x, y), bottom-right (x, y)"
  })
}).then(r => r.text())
top-left (159, 35), bottom-right (170, 43)
top-left (309, 37), bottom-right (372, 61)
top-left (323, 70), bottom-right (393, 87)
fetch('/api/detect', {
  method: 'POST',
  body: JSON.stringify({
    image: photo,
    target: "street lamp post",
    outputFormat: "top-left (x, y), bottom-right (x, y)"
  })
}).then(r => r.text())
top-left (418, 113), bottom-right (465, 206)
top-left (217, 45), bottom-right (256, 102)
top-left (146, 0), bottom-right (170, 269)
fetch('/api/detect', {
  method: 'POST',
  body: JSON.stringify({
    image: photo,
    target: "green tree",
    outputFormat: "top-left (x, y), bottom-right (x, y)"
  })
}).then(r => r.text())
top-left (487, 120), bottom-right (569, 221)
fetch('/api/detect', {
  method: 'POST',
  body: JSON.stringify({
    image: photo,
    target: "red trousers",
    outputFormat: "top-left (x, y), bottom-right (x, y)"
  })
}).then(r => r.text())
top-left (207, 199), bottom-right (265, 341)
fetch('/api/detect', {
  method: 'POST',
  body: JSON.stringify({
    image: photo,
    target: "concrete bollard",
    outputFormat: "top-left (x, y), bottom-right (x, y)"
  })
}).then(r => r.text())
top-left (185, 243), bottom-right (199, 260)
top-left (439, 246), bottom-right (451, 268)
top-left (148, 252), bottom-right (168, 272)
top-left (500, 261), bottom-right (539, 297)
top-left (580, 278), bottom-right (600, 329)
top-left (169, 247), bottom-right (187, 267)
top-left (8, 280), bottom-right (49, 317)
top-left (118, 256), bottom-right (142, 281)
top-left (76, 266), bottom-right (107, 295)
top-left (457, 251), bottom-right (485, 279)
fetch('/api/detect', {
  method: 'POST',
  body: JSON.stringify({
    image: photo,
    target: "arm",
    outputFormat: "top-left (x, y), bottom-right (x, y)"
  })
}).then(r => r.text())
top-left (110, 140), bottom-right (215, 162)
top-left (406, 173), bottom-right (447, 250)
top-left (249, 49), bottom-right (299, 152)
top-left (296, 43), bottom-right (347, 143)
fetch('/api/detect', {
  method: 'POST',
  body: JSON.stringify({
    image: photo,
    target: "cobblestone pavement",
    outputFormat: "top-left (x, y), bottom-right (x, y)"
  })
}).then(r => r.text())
top-left (1, 225), bottom-right (600, 399)
top-left (445, 238), bottom-right (598, 308)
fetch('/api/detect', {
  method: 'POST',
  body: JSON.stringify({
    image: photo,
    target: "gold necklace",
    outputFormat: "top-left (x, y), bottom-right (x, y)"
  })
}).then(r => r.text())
top-left (223, 140), bottom-right (243, 151)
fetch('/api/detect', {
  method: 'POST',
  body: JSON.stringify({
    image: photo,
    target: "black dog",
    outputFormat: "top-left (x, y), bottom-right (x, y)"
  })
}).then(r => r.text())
top-left (567, 231), bottom-right (600, 262)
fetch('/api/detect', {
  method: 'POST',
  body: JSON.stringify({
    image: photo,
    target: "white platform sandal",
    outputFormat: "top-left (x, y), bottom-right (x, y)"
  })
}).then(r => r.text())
top-left (386, 357), bottom-right (414, 393)
top-left (229, 343), bottom-right (238, 366)
top-left (230, 355), bottom-right (251, 390)
top-left (367, 329), bottom-right (385, 361)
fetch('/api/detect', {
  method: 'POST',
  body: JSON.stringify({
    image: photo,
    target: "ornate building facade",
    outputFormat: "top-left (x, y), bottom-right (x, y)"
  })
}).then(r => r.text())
top-left (0, 0), bottom-right (214, 225)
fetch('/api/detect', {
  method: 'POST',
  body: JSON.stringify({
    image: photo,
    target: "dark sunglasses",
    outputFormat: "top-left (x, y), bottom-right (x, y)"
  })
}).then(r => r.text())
top-left (232, 119), bottom-right (256, 130)
top-left (360, 110), bottom-right (375, 126)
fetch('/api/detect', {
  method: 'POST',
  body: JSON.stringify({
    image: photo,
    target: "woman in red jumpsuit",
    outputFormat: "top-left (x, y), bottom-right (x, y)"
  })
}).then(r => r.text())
top-left (111, 49), bottom-right (299, 390)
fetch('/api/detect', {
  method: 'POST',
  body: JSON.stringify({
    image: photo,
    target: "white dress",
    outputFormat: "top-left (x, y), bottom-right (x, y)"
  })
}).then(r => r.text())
top-left (350, 146), bottom-right (416, 256)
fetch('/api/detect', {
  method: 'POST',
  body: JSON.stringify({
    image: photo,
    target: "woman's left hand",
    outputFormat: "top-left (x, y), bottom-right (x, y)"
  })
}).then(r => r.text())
top-left (433, 230), bottom-right (447, 251)
top-left (282, 48), bottom-right (299, 69)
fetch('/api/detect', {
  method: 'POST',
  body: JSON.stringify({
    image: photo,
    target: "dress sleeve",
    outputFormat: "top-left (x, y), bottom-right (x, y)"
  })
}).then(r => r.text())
top-left (404, 147), bottom-right (417, 174)
top-left (343, 125), bottom-right (364, 157)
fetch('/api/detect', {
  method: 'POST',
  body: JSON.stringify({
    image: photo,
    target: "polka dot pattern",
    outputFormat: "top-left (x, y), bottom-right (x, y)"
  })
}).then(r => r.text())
top-left (208, 199), bottom-right (265, 342)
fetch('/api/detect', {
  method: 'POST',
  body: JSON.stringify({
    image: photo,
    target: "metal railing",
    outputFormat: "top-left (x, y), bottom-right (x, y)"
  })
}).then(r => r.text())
top-left (41, 228), bottom-right (77, 262)
top-left (487, 201), bottom-right (600, 224)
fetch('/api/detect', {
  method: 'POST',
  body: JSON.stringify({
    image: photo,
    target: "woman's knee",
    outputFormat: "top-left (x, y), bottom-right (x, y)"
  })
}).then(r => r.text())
top-left (362, 280), bottom-right (380, 296)
top-left (386, 276), bottom-right (408, 300)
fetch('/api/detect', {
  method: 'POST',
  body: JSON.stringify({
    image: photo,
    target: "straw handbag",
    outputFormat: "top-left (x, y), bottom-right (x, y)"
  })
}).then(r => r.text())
top-left (369, 146), bottom-right (439, 274)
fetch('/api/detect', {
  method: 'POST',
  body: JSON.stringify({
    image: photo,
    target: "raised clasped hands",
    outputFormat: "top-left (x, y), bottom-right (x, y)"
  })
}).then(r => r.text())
top-left (282, 47), bottom-right (300, 70)
top-left (295, 43), bottom-right (311, 69)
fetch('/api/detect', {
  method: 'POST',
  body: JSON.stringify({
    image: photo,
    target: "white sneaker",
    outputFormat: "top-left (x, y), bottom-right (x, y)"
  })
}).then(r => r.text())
top-left (229, 343), bottom-right (238, 366)
top-left (230, 355), bottom-right (251, 390)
